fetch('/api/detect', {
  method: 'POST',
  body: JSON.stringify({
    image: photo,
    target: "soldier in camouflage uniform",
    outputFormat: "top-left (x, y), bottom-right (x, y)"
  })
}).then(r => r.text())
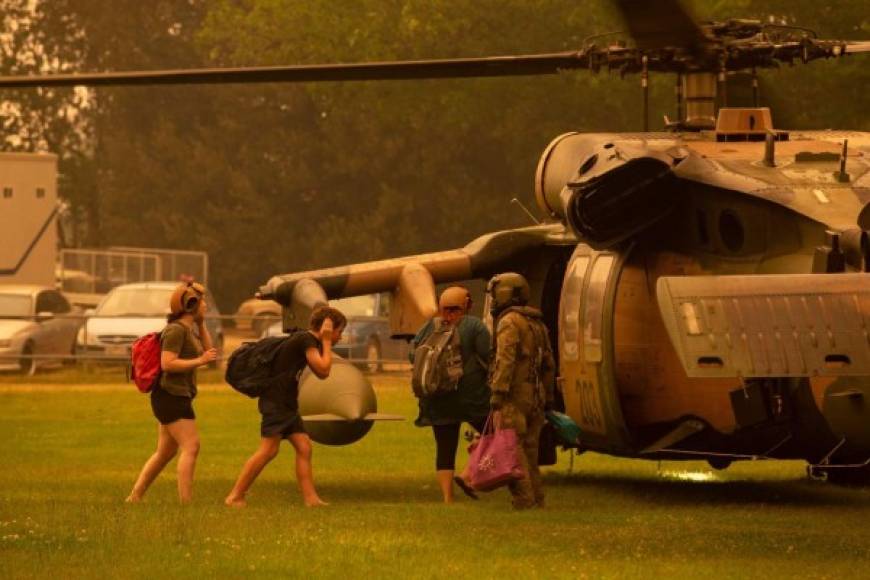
top-left (486, 272), bottom-right (556, 509)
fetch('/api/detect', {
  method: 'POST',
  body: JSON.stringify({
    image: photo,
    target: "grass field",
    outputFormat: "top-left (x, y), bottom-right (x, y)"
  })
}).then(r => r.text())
top-left (2, 371), bottom-right (870, 579)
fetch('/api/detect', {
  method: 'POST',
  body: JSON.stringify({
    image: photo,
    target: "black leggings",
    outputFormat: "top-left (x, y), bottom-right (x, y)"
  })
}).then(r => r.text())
top-left (432, 419), bottom-right (486, 471)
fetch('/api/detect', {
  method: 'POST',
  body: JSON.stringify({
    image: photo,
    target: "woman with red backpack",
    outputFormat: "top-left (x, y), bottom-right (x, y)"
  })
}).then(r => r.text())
top-left (125, 282), bottom-right (218, 504)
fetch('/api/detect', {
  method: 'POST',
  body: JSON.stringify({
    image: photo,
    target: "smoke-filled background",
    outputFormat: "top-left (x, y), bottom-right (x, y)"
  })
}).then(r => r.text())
top-left (2, 0), bottom-right (867, 310)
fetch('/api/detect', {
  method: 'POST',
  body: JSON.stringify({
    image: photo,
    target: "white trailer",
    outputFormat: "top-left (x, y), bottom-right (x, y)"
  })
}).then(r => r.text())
top-left (0, 152), bottom-right (58, 287)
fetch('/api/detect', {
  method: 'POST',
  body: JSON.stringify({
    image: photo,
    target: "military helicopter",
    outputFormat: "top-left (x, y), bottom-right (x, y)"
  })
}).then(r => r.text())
top-left (3, 1), bottom-right (870, 479)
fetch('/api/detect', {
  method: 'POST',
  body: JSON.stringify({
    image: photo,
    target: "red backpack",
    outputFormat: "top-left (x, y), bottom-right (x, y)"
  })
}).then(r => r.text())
top-left (130, 332), bottom-right (163, 393)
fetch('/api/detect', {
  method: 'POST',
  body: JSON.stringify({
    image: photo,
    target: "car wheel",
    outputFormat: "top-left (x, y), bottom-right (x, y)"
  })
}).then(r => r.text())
top-left (209, 335), bottom-right (225, 369)
top-left (19, 342), bottom-right (36, 376)
top-left (365, 339), bottom-right (382, 373)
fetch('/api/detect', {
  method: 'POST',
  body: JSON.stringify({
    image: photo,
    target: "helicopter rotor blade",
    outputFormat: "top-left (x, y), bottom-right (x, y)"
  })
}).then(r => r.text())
top-left (612, 0), bottom-right (707, 50)
top-left (0, 52), bottom-right (590, 89)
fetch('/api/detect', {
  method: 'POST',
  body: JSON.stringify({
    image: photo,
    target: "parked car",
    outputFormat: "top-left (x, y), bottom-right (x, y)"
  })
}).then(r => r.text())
top-left (262, 293), bottom-right (409, 371)
top-left (76, 282), bottom-right (224, 366)
top-left (234, 297), bottom-right (281, 335)
top-left (0, 285), bottom-right (82, 375)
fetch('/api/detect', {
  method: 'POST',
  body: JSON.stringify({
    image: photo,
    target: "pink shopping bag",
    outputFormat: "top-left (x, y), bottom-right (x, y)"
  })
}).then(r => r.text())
top-left (467, 414), bottom-right (526, 491)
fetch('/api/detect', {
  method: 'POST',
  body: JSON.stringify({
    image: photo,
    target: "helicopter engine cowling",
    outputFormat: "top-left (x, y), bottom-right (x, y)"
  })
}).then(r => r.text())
top-left (535, 134), bottom-right (680, 248)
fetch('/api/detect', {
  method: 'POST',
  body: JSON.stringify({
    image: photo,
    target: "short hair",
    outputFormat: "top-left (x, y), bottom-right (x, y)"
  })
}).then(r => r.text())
top-left (309, 305), bottom-right (347, 331)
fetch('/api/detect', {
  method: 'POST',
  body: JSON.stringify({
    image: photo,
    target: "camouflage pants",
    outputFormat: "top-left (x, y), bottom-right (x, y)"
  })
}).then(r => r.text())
top-left (498, 403), bottom-right (546, 509)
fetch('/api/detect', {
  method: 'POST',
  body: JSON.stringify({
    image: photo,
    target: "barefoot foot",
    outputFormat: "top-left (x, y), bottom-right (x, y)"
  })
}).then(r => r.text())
top-left (124, 493), bottom-right (143, 503)
top-left (304, 496), bottom-right (329, 507)
top-left (224, 495), bottom-right (247, 508)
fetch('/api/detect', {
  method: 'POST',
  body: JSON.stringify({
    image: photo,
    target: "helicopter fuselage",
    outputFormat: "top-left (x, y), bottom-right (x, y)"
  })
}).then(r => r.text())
top-left (534, 119), bottom-right (870, 475)
top-left (261, 109), bottom-right (870, 478)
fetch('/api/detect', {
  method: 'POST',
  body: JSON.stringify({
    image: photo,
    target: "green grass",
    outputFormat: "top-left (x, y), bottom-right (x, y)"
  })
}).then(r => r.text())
top-left (2, 374), bottom-right (870, 579)
top-left (0, 364), bottom-right (227, 384)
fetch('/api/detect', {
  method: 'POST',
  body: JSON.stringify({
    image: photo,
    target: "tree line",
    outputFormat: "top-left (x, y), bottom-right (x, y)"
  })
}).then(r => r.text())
top-left (1, 0), bottom-right (867, 310)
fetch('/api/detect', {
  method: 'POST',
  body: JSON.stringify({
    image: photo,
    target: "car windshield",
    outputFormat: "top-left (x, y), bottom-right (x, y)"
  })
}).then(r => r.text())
top-left (96, 287), bottom-right (172, 317)
top-left (331, 295), bottom-right (377, 317)
top-left (0, 294), bottom-right (32, 317)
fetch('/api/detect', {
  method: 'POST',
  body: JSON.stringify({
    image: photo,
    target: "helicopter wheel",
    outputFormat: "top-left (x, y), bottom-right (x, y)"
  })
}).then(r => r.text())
top-left (707, 457), bottom-right (732, 471)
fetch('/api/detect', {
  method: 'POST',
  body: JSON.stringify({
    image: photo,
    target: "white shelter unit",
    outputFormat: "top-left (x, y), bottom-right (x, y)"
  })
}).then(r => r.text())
top-left (0, 152), bottom-right (59, 287)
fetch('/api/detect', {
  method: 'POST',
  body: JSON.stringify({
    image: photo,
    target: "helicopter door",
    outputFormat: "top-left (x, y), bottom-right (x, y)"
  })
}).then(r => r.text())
top-left (559, 245), bottom-right (631, 450)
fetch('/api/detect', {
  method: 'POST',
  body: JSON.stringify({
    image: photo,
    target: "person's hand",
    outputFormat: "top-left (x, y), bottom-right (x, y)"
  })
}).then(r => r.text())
top-left (319, 318), bottom-right (334, 342)
top-left (199, 348), bottom-right (218, 366)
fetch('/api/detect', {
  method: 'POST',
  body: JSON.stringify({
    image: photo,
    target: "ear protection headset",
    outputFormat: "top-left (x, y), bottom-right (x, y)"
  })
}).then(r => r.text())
top-left (170, 281), bottom-right (206, 315)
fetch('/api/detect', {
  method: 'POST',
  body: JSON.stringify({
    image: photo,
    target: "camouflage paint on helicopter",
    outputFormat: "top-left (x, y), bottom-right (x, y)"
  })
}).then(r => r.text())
top-left (260, 113), bottom-right (870, 479)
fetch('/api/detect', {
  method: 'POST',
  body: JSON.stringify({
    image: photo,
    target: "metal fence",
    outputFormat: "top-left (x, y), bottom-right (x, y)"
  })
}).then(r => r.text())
top-left (58, 247), bottom-right (209, 300)
top-left (58, 249), bottom-right (161, 294)
top-left (108, 247), bottom-right (209, 287)
top-left (0, 313), bottom-right (411, 371)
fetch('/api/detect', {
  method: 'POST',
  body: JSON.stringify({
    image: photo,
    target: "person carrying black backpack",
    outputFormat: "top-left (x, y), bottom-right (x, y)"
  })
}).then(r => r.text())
top-left (225, 306), bottom-right (346, 508)
top-left (411, 286), bottom-right (491, 504)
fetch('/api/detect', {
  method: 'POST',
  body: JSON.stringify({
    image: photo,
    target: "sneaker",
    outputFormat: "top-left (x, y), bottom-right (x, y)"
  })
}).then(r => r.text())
top-left (453, 476), bottom-right (479, 500)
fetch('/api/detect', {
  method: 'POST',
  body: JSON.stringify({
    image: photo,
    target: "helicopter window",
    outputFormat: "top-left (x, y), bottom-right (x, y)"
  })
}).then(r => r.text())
top-left (579, 154), bottom-right (598, 176)
top-left (559, 256), bottom-right (590, 362)
top-left (584, 255), bottom-right (614, 363)
top-left (696, 209), bottom-right (709, 245)
top-left (719, 210), bottom-right (745, 253)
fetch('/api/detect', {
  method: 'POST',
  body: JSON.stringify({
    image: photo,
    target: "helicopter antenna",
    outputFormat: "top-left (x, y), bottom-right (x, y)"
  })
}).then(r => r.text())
top-left (751, 67), bottom-right (759, 107)
top-left (641, 55), bottom-right (649, 132)
top-left (511, 198), bottom-right (541, 225)
top-left (675, 73), bottom-right (683, 123)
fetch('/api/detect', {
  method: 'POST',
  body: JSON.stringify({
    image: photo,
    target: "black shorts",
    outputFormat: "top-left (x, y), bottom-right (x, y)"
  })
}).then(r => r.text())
top-left (150, 386), bottom-right (195, 425)
top-left (258, 398), bottom-right (306, 438)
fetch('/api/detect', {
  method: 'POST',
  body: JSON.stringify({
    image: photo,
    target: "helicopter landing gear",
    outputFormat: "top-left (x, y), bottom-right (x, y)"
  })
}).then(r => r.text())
top-left (807, 463), bottom-right (870, 486)
top-left (707, 457), bottom-right (732, 471)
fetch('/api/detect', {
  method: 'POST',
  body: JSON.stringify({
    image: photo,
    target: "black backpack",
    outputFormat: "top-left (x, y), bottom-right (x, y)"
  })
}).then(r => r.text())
top-left (225, 335), bottom-right (292, 398)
